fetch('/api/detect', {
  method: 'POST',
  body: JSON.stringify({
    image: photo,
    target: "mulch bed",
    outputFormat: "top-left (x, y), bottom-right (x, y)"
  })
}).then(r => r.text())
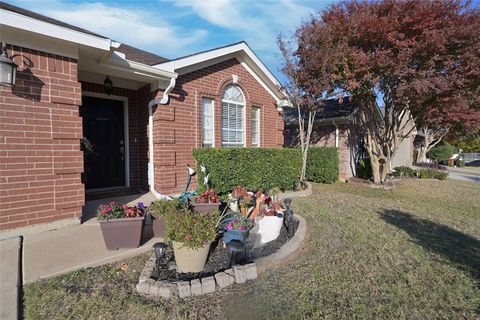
top-left (152, 223), bottom-right (296, 282)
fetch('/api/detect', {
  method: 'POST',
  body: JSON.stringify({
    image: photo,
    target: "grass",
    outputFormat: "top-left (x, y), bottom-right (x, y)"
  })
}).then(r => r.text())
top-left (24, 179), bottom-right (480, 319)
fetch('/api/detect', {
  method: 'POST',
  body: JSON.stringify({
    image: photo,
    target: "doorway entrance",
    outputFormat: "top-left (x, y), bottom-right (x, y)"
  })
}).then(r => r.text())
top-left (81, 95), bottom-right (128, 190)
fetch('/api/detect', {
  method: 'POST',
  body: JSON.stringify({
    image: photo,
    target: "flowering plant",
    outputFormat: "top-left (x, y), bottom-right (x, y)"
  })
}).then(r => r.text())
top-left (231, 186), bottom-right (249, 199)
top-left (96, 202), bottom-right (144, 221)
top-left (261, 201), bottom-right (284, 217)
top-left (225, 218), bottom-right (253, 231)
top-left (195, 189), bottom-right (220, 204)
top-left (164, 207), bottom-right (220, 249)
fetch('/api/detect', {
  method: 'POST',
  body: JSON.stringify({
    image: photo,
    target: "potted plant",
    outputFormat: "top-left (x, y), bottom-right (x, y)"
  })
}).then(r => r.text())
top-left (165, 207), bottom-right (220, 273)
top-left (229, 186), bottom-right (249, 212)
top-left (257, 201), bottom-right (284, 244)
top-left (239, 194), bottom-right (254, 218)
top-left (222, 217), bottom-right (253, 244)
top-left (148, 199), bottom-right (184, 238)
top-left (191, 189), bottom-right (220, 214)
top-left (97, 202), bottom-right (145, 250)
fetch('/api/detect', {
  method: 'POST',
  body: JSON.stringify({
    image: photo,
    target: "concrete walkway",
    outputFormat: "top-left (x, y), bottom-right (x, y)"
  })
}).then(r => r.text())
top-left (0, 192), bottom-right (162, 288)
top-left (0, 236), bottom-right (22, 320)
top-left (23, 222), bottom-right (159, 283)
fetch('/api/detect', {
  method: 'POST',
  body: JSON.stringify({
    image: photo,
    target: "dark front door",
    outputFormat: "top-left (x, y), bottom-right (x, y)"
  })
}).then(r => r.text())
top-left (82, 96), bottom-right (126, 189)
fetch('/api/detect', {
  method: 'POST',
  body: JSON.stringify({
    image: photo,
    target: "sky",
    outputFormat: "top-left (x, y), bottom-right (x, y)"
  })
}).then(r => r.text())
top-left (8, 0), bottom-right (335, 82)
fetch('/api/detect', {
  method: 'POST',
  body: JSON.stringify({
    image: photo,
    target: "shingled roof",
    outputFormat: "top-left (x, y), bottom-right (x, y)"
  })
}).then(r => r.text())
top-left (115, 44), bottom-right (169, 65)
top-left (0, 1), bottom-right (107, 39)
top-left (1, 2), bottom-right (169, 65)
top-left (283, 96), bottom-right (356, 126)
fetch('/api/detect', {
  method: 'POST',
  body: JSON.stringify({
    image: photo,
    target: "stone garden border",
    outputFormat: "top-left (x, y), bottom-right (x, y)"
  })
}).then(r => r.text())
top-left (136, 214), bottom-right (307, 299)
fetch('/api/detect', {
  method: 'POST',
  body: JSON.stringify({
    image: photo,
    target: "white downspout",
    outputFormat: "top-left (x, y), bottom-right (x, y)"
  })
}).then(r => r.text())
top-left (333, 122), bottom-right (339, 148)
top-left (147, 77), bottom-right (176, 199)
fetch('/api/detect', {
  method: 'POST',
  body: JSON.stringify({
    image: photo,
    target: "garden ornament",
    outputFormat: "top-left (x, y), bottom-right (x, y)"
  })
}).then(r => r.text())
top-left (226, 240), bottom-right (246, 267)
top-left (283, 198), bottom-right (297, 239)
top-left (177, 164), bottom-right (197, 203)
top-left (153, 242), bottom-right (168, 272)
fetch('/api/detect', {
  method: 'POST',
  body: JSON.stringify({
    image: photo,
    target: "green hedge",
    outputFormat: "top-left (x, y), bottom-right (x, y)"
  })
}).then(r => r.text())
top-left (193, 147), bottom-right (339, 194)
top-left (193, 148), bottom-right (302, 194)
top-left (306, 147), bottom-right (339, 183)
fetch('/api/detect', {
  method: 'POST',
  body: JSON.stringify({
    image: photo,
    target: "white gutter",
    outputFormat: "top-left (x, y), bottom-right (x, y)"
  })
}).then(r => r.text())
top-left (147, 77), bottom-right (176, 199)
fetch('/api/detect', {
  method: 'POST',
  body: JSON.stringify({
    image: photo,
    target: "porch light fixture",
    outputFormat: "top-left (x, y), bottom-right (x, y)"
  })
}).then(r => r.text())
top-left (0, 42), bottom-right (17, 87)
top-left (104, 75), bottom-right (113, 95)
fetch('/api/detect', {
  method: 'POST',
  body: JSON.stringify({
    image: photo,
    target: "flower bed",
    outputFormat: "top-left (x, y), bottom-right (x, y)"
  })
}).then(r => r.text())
top-left (136, 217), bottom-right (301, 299)
top-left (135, 179), bottom-right (305, 299)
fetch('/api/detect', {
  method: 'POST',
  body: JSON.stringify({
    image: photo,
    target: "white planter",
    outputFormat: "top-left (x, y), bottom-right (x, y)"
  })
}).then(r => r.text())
top-left (257, 214), bottom-right (284, 244)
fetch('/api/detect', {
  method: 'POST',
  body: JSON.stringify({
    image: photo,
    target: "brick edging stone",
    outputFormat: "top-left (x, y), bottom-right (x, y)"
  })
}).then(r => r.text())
top-left (136, 213), bottom-right (307, 299)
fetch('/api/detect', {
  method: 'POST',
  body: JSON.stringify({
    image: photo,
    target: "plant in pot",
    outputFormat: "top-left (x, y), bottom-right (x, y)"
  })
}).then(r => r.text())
top-left (228, 186), bottom-right (249, 212)
top-left (148, 199), bottom-right (185, 238)
top-left (96, 202), bottom-right (145, 250)
top-left (222, 217), bottom-right (253, 245)
top-left (257, 201), bottom-right (285, 244)
top-left (239, 194), bottom-right (254, 218)
top-left (164, 207), bottom-right (220, 273)
top-left (191, 189), bottom-right (220, 214)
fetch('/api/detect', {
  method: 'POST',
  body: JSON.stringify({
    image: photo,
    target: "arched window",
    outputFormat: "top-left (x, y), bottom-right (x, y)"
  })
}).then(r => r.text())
top-left (221, 84), bottom-right (245, 146)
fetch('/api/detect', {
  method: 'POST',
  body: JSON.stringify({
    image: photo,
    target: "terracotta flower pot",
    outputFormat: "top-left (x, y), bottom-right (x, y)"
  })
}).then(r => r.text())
top-left (191, 202), bottom-right (220, 215)
top-left (99, 216), bottom-right (144, 250)
top-left (150, 213), bottom-right (166, 238)
top-left (172, 241), bottom-right (211, 273)
top-left (257, 214), bottom-right (283, 244)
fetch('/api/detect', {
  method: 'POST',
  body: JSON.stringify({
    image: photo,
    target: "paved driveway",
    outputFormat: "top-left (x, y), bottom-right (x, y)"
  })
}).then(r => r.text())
top-left (447, 166), bottom-right (480, 184)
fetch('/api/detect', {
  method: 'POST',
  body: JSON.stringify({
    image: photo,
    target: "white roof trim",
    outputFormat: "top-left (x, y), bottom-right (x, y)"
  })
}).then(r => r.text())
top-left (104, 53), bottom-right (178, 80)
top-left (153, 42), bottom-right (286, 102)
top-left (0, 8), bottom-right (113, 51)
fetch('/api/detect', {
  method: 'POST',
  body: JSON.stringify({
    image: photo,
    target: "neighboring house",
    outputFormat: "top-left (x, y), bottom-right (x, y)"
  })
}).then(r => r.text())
top-left (283, 97), bottom-right (415, 180)
top-left (0, 2), bottom-right (288, 230)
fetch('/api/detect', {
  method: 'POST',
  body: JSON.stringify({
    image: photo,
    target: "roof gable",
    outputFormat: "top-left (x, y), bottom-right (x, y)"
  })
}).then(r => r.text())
top-left (154, 41), bottom-right (286, 103)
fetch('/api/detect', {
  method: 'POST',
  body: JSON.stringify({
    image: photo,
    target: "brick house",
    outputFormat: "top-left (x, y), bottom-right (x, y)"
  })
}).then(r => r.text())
top-left (283, 97), bottom-right (415, 180)
top-left (0, 3), bottom-right (288, 231)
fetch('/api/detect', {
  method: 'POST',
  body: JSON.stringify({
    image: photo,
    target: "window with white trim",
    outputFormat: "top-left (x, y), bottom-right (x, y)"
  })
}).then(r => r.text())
top-left (251, 107), bottom-right (260, 147)
top-left (202, 98), bottom-right (214, 147)
top-left (221, 85), bottom-right (245, 147)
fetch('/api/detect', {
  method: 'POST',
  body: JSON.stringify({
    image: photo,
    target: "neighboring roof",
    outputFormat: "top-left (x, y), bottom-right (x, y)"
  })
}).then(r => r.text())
top-left (115, 44), bottom-right (169, 65)
top-left (283, 96), bottom-right (356, 126)
top-left (0, 1), bottom-right (107, 39)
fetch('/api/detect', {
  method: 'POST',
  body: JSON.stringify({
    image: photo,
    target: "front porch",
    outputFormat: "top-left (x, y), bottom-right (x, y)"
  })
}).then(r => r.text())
top-left (22, 191), bottom-right (159, 284)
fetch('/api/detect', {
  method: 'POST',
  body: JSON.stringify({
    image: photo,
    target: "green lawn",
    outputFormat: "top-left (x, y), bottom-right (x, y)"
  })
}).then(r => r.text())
top-left (24, 180), bottom-right (480, 319)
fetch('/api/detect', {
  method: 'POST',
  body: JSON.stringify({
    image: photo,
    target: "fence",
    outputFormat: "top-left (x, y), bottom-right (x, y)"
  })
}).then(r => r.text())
top-left (463, 152), bottom-right (480, 161)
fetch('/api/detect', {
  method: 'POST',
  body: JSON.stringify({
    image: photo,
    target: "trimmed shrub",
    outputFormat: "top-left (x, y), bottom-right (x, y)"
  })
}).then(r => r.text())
top-left (193, 148), bottom-right (302, 194)
top-left (427, 141), bottom-right (458, 162)
top-left (356, 158), bottom-right (373, 179)
top-left (418, 169), bottom-right (449, 180)
top-left (393, 166), bottom-right (417, 177)
top-left (306, 147), bottom-right (339, 183)
top-left (455, 159), bottom-right (465, 167)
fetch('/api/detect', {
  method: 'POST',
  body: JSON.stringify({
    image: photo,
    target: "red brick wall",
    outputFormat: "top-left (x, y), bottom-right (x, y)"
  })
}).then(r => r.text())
top-left (284, 123), bottom-right (355, 180)
top-left (80, 82), bottom-right (150, 191)
top-left (0, 45), bottom-right (84, 230)
top-left (152, 58), bottom-right (284, 195)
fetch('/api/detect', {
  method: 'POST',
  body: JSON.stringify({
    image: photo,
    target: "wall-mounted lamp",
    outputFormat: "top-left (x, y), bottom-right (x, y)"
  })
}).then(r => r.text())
top-left (0, 42), bottom-right (17, 87)
top-left (104, 76), bottom-right (113, 95)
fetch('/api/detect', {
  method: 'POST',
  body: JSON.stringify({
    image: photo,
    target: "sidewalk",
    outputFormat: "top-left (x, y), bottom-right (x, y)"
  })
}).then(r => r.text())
top-left (23, 222), bottom-right (159, 283)
top-left (0, 236), bottom-right (22, 320)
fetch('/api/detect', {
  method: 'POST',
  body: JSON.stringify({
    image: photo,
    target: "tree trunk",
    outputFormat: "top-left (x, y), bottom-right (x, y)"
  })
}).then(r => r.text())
top-left (416, 146), bottom-right (428, 163)
top-left (370, 157), bottom-right (381, 183)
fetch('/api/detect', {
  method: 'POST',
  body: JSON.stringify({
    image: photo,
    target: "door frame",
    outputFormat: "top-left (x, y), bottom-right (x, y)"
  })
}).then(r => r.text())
top-left (82, 91), bottom-right (130, 190)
